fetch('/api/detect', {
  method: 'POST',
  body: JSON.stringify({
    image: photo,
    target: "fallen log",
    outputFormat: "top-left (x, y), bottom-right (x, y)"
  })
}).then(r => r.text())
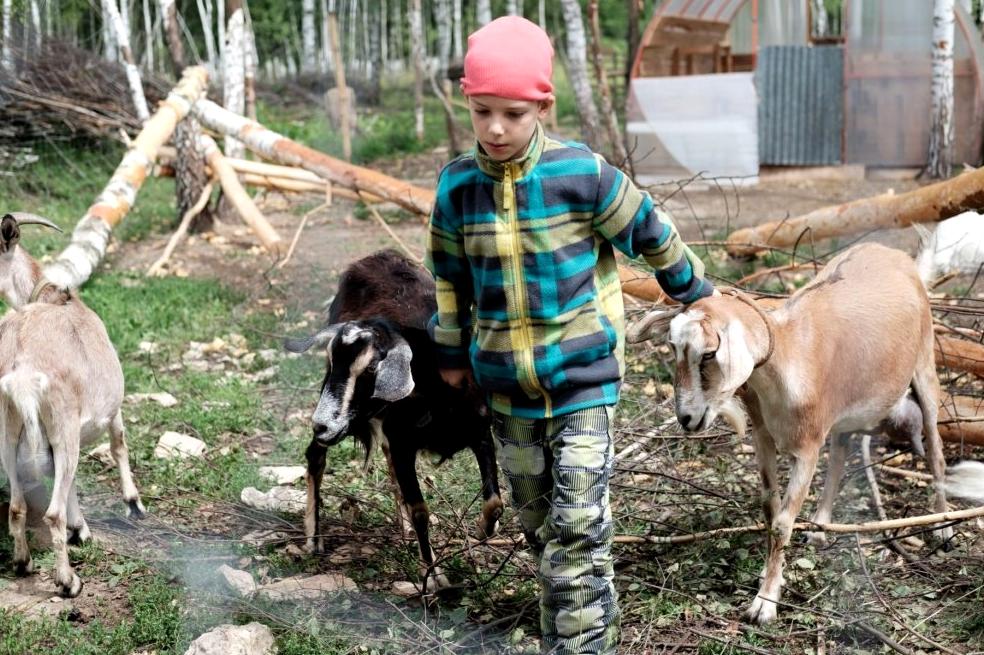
top-left (935, 334), bottom-right (984, 378)
top-left (200, 135), bottom-right (285, 255)
top-left (42, 66), bottom-right (209, 290)
top-left (726, 167), bottom-right (984, 256)
top-left (192, 98), bottom-right (434, 216)
top-left (939, 393), bottom-right (984, 447)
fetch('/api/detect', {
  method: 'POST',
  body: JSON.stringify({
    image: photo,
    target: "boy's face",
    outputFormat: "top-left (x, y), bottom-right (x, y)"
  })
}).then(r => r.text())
top-left (466, 95), bottom-right (553, 162)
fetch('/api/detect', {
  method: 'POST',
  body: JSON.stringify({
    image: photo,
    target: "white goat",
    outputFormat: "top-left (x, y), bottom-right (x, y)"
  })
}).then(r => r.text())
top-left (636, 243), bottom-right (949, 625)
top-left (914, 210), bottom-right (984, 282)
top-left (0, 213), bottom-right (144, 598)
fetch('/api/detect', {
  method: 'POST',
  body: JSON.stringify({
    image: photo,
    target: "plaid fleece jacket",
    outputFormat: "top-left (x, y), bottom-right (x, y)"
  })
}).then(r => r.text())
top-left (426, 124), bottom-right (713, 418)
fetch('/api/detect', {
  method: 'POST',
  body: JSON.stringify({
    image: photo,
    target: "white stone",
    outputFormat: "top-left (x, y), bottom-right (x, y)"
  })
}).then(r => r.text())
top-left (88, 442), bottom-right (115, 466)
top-left (258, 466), bottom-right (306, 486)
top-left (217, 565), bottom-right (257, 598)
top-left (241, 529), bottom-right (291, 548)
top-left (183, 622), bottom-right (275, 655)
top-left (154, 431), bottom-right (207, 459)
top-left (391, 581), bottom-right (420, 597)
top-left (240, 486), bottom-right (306, 514)
top-left (126, 392), bottom-right (179, 407)
top-left (257, 573), bottom-right (357, 601)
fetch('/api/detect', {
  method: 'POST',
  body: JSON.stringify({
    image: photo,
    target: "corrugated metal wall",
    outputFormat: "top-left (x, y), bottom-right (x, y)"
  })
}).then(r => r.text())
top-left (757, 45), bottom-right (843, 165)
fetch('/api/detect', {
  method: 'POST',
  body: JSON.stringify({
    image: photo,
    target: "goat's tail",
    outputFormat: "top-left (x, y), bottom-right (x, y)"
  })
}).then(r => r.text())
top-left (944, 460), bottom-right (984, 504)
top-left (0, 370), bottom-right (50, 479)
top-left (911, 222), bottom-right (936, 285)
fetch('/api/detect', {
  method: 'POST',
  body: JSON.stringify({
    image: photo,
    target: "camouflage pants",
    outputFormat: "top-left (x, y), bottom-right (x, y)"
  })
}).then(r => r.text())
top-left (492, 406), bottom-right (619, 655)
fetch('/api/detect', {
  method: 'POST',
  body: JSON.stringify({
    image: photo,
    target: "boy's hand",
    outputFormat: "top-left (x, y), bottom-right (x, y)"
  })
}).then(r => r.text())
top-left (440, 367), bottom-right (475, 390)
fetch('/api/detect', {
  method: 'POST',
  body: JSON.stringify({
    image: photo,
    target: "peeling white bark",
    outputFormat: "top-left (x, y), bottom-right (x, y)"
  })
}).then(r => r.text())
top-left (927, 0), bottom-right (955, 179)
top-left (105, 0), bottom-right (150, 120)
top-left (560, 0), bottom-right (602, 149)
top-left (223, 6), bottom-right (246, 158)
top-left (409, 0), bottom-right (425, 141)
top-left (43, 68), bottom-right (209, 291)
top-left (476, 0), bottom-right (491, 26)
top-left (1, 0), bottom-right (13, 72)
top-left (102, 0), bottom-right (119, 62)
top-left (302, 0), bottom-right (317, 72)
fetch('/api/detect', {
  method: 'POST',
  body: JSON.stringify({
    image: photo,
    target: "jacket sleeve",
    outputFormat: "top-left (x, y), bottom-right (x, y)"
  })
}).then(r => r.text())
top-left (425, 169), bottom-right (474, 369)
top-left (591, 156), bottom-right (714, 303)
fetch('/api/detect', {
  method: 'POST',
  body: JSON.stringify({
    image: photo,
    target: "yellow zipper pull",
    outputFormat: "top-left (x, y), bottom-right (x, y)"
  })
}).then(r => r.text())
top-left (502, 164), bottom-right (514, 212)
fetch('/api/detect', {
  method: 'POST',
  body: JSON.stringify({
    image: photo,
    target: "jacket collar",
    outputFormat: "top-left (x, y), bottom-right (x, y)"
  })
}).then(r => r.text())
top-left (474, 122), bottom-right (545, 180)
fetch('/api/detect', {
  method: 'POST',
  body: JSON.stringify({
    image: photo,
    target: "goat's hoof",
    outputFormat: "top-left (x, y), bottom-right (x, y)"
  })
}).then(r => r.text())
top-left (127, 499), bottom-right (146, 520)
top-left (57, 573), bottom-right (83, 599)
top-left (744, 597), bottom-right (778, 625)
top-left (305, 538), bottom-right (324, 555)
top-left (801, 531), bottom-right (828, 548)
top-left (14, 558), bottom-right (34, 576)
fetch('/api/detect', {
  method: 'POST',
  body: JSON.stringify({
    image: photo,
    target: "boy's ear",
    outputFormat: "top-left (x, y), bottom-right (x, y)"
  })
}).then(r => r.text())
top-left (538, 95), bottom-right (555, 119)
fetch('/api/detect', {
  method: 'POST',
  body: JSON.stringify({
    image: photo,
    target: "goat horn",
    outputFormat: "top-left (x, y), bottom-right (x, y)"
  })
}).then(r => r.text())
top-left (5, 213), bottom-right (64, 233)
top-left (626, 306), bottom-right (682, 344)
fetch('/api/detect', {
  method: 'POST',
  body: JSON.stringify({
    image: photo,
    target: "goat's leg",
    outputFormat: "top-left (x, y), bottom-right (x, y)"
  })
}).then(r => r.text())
top-left (380, 438), bottom-right (414, 539)
top-left (749, 419), bottom-right (780, 576)
top-left (390, 450), bottom-right (450, 592)
top-left (44, 424), bottom-right (83, 598)
top-left (109, 410), bottom-right (145, 519)
top-left (472, 433), bottom-right (503, 540)
top-left (2, 431), bottom-right (32, 575)
top-left (912, 362), bottom-right (952, 546)
top-left (304, 440), bottom-right (327, 553)
top-left (66, 481), bottom-right (90, 545)
top-left (805, 432), bottom-right (850, 547)
top-left (747, 441), bottom-right (820, 625)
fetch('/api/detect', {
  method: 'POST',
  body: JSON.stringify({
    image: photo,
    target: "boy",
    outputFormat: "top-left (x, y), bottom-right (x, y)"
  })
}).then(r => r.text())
top-left (425, 16), bottom-right (715, 655)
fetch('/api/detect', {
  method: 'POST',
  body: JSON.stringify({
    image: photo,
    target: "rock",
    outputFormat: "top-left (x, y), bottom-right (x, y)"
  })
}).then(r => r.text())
top-left (257, 573), bottom-right (358, 601)
top-left (240, 486), bottom-right (306, 514)
top-left (154, 432), bottom-right (207, 459)
top-left (391, 581), bottom-right (420, 597)
top-left (258, 466), bottom-right (306, 486)
top-left (183, 622), bottom-right (275, 655)
top-left (218, 565), bottom-right (257, 598)
top-left (88, 442), bottom-right (115, 466)
top-left (125, 392), bottom-right (179, 408)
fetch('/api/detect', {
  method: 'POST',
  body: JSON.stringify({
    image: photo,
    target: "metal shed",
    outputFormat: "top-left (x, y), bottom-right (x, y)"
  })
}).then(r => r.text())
top-left (626, 0), bottom-right (984, 182)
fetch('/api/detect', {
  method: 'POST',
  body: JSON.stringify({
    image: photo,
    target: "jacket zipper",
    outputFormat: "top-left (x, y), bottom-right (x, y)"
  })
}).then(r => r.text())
top-left (503, 162), bottom-right (551, 415)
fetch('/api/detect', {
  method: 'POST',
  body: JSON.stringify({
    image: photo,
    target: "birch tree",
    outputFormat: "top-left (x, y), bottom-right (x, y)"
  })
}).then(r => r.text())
top-left (196, 0), bottom-right (217, 75)
top-left (105, 0), bottom-right (151, 121)
top-left (434, 0), bottom-right (451, 79)
top-left (103, 0), bottom-right (119, 61)
top-left (506, 0), bottom-right (518, 15)
top-left (538, 0), bottom-right (546, 28)
top-left (560, 0), bottom-right (602, 150)
top-left (368, 3), bottom-right (382, 104)
top-left (410, 0), bottom-right (425, 141)
top-left (380, 0), bottom-right (388, 69)
top-left (926, 0), bottom-right (955, 179)
top-left (811, 0), bottom-right (827, 39)
top-left (477, 0), bottom-right (492, 26)
top-left (320, 0), bottom-right (332, 72)
top-left (452, 0), bottom-right (462, 60)
top-left (302, 0), bottom-right (317, 72)
top-left (142, 0), bottom-right (154, 72)
top-left (1, 0), bottom-right (13, 72)
top-left (29, 0), bottom-right (40, 51)
top-left (224, 0), bottom-right (246, 158)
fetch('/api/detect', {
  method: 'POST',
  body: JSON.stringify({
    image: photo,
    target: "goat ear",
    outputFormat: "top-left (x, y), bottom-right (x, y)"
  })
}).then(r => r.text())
top-left (0, 214), bottom-right (20, 253)
top-left (716, 321), bottom-right (754, 393)
top-left (283, 325), bottom-right (340, 353)
top-left (373, 338), bottom-right (414, 401)
top-left (626, 306), bottom-right (684, 344)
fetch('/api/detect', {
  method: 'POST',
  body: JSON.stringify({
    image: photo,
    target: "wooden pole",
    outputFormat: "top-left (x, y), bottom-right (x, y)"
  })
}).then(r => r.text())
top-left (43, 66), bottom-right (209, 290)
top-left (200, 135), bottom-right (285, 255)
top-left (327, 6), bottom-right (351, 161)
top-left (726, 167), bottom-right (984, 256)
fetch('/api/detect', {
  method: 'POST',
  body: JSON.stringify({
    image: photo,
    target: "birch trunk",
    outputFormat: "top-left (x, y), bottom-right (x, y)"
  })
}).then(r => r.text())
top-left (506, 0), bottom-right (518, 15)
top-left (587, 0), bottom-right (628, 167)
top-left (223, 0), bottom-right (245, 158)
top-left (43, 67), bottom-right (209, 291)
top-left (433, 0), bottom-right (451, 79)
top-left (102, 0), bottom-right (119, 62)
top-left (244, 14), bottom-right (257, 121)
top-left (142, 0), bottom-right (153, 72)
top-left (196, 0), bottom-right (217, 76)
top-left (217, 0), bottom-right (225, 68)
top-left (926, 0), bottom-right (955, 179)
top-left (29, 0), bottom-right (40, 51)
top-left (302, 0), bottom-right (317, 72)
top-left (625, 0), bottom-right (639, 84)
top-left (320, 0), bottom-right (332, 72)
top-left (409, 0), bottom-right (425, 142)
top-left (380, 0), bottom-right (388, 69)
top-left (393, 0), bottom-right (404, 71)
top-left (452, 0), bottom-right (462, 60)
top-left (811, 0), bottom-right (827, 38)
top-left (105, 0), bottom-right (151, 121)
top-left (1, 0), bottom-right (13, 72)
top-left (176, 118), bottom-right (212, 232)
top-left (560, 0), bottom-right (602, 150)
top-left (158, 0), bottom-right (185, 72)
top-left (193, 98), bottom-right (435, 215)
top-left (367, 3), bottom-right (382, 105)
top-left (476, 0), bottom-right (492, 26)
top-left (327, 3), bottom-right (351, 160)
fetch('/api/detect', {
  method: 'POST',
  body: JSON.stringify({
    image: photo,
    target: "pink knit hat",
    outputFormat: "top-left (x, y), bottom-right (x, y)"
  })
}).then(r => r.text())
top-left (461, 16), bottom-right (554, 101)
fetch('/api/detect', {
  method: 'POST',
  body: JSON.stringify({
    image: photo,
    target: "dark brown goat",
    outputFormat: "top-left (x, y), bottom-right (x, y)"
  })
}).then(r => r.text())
top-left (286, 250), bottom-right (502, 591)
